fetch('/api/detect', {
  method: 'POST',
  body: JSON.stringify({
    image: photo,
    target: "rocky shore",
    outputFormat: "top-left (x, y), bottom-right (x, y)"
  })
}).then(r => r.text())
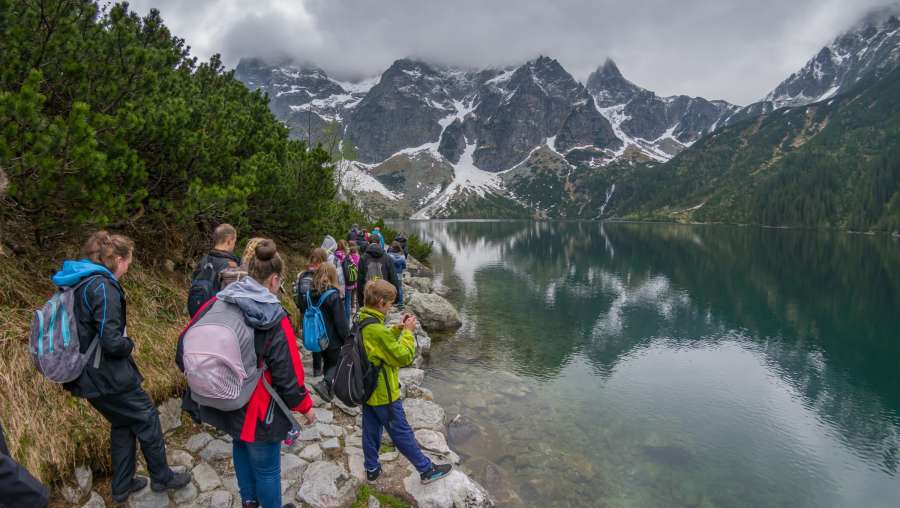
top-left (57, 257), bottom-right (494, 508)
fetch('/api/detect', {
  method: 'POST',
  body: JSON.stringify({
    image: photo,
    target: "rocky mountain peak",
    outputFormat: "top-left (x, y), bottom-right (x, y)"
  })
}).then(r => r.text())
top-left (586, 58), bottom-right (645, 108)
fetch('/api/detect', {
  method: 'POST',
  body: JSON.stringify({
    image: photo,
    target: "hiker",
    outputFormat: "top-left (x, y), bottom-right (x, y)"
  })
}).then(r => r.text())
top-left (334, 240), bottom-right (356, 319)
top-left (394, 233), bottom-right (409, 258)
top-left (0, 420), bottom-right (49, 508)
top-left (53, 231), bottom-right (190, 503)
top-left (177, 239), bottom-right (315, 508)
top-left (187, 224), bottom-right (241, 317)
top-left (297, 262), bottom-right (349, 403)
top-left (359, 280), bottom-right (452, 484)
top-left (347, 224), bottom-right (361, 243)
top-left (346, 244), bottom-right (362, 316)
top-left (357, 242), bottom-right (401, 309)
top-left (387, 241), bottom-right (407, 307)
top-left (370, 226), bottom-right (386, 249)
top-left (295, 248), bottom-right (328, 377)
top-left (321, 236), bottom-right (347, 308)
top-left (355, 233), bottom-right (370, 258)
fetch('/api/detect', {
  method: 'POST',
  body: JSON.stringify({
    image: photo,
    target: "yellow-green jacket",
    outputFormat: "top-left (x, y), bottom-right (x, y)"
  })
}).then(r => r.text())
top-left (359, 307), bottom-right (416, 406)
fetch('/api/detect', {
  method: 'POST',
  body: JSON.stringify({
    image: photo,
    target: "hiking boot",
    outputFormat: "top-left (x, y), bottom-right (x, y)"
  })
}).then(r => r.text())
top-left (313, 366), bottom-right (323, 377)
top-left (283, 504), bottom-right (296, 508)
top-left (313, 380), bottom-right (333, 403)
top-left (151, 470), bottom-right (191, 492)
top-left (111, 477), bottom-right (148, 503)
top-left (366, 466), bottom-right (382, 482)
top-left (242, 502), bottom-right (259, 508)
top-left (420, 463), bottom-right (452, 484)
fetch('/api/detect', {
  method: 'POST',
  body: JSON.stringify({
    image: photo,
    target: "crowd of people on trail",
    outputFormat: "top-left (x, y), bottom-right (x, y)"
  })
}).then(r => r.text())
top-left (7, 223), bottom-right (443, 508)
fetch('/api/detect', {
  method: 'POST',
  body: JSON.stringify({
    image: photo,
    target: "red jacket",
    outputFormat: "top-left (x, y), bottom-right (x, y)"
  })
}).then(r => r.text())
top-left (176, 297), bottom-right (312, 442)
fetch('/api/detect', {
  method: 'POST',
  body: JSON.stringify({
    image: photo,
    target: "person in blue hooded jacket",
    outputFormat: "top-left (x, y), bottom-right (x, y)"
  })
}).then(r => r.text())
top-left (52, 231), bottom-right (190, 503)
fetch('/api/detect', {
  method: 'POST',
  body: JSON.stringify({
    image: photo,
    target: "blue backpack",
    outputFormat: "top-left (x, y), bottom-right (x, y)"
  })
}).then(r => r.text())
top-left (29, 277), bottom-right (102, 383)
top-left (302, 288), bottom-right (337, 352)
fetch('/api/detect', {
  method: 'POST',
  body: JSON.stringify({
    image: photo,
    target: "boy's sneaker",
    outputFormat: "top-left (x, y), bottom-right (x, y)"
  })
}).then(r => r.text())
top-left (241, 502), bottom-right (259, 508)
top-left (366, 466), bottom-right (382, 482)
top-left (420, 463), bottom-right (452, 484)
top-left (111, 477), bottom-right (148, 503)
top-left (313, 380), bottom-right (333, 403)
top-left (151, 470), bottom-right (191, 492)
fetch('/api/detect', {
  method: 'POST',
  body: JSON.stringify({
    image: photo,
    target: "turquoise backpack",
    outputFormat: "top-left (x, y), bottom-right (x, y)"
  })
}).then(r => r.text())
top-left (302, 288), bottom-right (337, 352)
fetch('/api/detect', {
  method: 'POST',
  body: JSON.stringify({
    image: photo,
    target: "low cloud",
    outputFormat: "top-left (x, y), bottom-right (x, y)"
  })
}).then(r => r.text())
top-left (128, 0), bottom-right (896, 104)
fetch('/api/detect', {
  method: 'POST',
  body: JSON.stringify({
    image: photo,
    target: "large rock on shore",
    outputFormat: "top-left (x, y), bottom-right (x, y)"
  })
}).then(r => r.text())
top-left (403, 469), bottom-right (495, 508)
top-left (405, 276), bottom-right (434, 294)
top-left (407, 293), bottom-right (462, 332)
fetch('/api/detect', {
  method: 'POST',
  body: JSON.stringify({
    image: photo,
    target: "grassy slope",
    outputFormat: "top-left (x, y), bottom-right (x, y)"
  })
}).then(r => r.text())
top-left (0, 248), bottom-right (309, 484)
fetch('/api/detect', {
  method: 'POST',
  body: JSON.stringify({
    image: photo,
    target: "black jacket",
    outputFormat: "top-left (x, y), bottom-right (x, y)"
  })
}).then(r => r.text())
top-left (192, 250), bottom-right (241, 292)
top-left (297, 287), bottom-right (349, 351)
top-left (0, 421), bottom-right (49, 508)
top-left (64, 273), bottom-right (143, 398)
top-left (357, 243), bottom-right (401, 306)
top-left (176, 299), bottom-right (312, 443)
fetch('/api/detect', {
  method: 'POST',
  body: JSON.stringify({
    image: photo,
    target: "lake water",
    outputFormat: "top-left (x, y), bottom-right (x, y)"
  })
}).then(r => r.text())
top-left (390, 221), bottom-right (900, 508)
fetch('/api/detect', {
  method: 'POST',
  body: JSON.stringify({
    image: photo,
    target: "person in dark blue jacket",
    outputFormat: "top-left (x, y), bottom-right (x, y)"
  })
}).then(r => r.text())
top-left (0, 420), bottom-right (48, 508)
top-left (53, 231), bottom-right (190, 503)
top-left (387, 241), bottom-right (407, 307)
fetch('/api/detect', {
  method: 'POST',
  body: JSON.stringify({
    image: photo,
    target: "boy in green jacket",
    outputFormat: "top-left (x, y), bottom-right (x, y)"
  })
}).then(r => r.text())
top-left (360, 280), bottom-right (452, 484)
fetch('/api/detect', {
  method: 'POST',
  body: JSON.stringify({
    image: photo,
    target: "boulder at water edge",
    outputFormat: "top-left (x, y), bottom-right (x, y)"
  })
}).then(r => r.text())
top-left (403, 469), bottom-right (495, 508)
top-left (406, 276), bottom-right (434, 293)
top-left (407, 293), bottom-right (462, 332)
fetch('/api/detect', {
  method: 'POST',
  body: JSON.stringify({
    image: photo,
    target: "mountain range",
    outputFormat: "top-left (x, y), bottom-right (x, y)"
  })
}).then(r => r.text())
top-left (235, 6), bottom-right (900, 230)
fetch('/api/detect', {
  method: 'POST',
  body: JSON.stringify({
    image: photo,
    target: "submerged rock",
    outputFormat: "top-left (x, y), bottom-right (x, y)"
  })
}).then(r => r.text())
top-left (404, 399), bottom-right (446, 430)
top-left (407, 293), bottom-right (462, 332)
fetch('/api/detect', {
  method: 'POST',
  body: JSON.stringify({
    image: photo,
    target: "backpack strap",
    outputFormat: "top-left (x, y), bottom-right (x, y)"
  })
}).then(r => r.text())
top-left (73, 275), bottom-right (107, 369)
top-left (315, 288), bottom-right (337, 308)
top-left (256, 328), bottom-right (303, 432)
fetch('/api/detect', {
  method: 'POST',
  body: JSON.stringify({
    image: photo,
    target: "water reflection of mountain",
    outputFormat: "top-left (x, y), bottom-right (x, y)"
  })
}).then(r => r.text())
top-left (396, 220), bottom-right (900, 474)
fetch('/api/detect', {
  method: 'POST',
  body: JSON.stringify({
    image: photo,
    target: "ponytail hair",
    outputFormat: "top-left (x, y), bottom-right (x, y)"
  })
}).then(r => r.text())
top-left (83, 231), bottom-right (134, 273)
top-left (241, 237), bottom-right (266, 270)
top-left (313, 262), bottom-right (340, 294)
top-left (247, 239), bottom-right (283, 283)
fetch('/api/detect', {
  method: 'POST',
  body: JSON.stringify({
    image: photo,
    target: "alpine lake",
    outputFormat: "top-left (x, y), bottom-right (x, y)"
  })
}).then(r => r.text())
top-left (389, 220), bottom-right (900, 508)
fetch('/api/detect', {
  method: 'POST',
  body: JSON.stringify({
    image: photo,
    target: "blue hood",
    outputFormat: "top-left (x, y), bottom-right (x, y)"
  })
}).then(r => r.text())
top-left (51, 259), bottom-right (116, 288)
top-left (217, 277), bottom-right (285, 329)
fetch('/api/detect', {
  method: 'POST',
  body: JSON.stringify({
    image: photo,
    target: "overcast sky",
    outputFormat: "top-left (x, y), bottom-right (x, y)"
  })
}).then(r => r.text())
top-left (127, 0), bottom-right (896, 105)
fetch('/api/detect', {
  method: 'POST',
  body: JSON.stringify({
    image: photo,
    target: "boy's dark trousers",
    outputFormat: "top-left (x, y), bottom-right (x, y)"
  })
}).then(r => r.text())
top-left (88, 386), bottom-right (173, 496)
top-left (362, 400), bottom-right (433, 473)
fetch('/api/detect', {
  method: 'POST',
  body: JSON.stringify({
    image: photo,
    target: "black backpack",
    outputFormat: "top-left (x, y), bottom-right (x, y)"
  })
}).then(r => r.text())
top-left (293, 271), bottom-right (314, 310)
top-left (188, 258), bottom-right (218, 317)
top-left (331, 317), bottom-right (389, 407)
top-left (365, 257), bottom-right (388, 282)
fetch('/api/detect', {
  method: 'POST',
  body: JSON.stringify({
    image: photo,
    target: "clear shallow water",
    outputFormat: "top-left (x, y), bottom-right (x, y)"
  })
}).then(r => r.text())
top-left (390, 221), bottom-right (900, 508)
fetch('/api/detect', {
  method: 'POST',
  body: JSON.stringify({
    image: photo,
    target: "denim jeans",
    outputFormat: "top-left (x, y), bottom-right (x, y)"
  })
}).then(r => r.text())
top-left (232, 440), bottom-right (282, 508)
top-left (343, 294), bottom-right (352, 322)
top-left (363, 400), bottom-right (432, 473)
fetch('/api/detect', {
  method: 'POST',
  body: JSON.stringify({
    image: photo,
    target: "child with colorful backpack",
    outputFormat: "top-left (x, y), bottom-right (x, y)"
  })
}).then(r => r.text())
top-left (297, 262), bottom-right (349, 403)
top-left (295, 248), bottom-right (327, 377)
top-left (357, 280), bottom-right (452, 485)
top-left (43, 231), bottom-right (191, 503)
top-left (347, 244), bottom-right (362, 315)
top-left (178, 239), bottom-right (315, 508)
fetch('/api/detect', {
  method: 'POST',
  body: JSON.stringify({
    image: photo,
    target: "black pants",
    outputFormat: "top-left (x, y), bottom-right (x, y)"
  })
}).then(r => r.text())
top-left (88, 387), bottom-right (173, 495)
top-left (313, 347), bottom-right (341, 382)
